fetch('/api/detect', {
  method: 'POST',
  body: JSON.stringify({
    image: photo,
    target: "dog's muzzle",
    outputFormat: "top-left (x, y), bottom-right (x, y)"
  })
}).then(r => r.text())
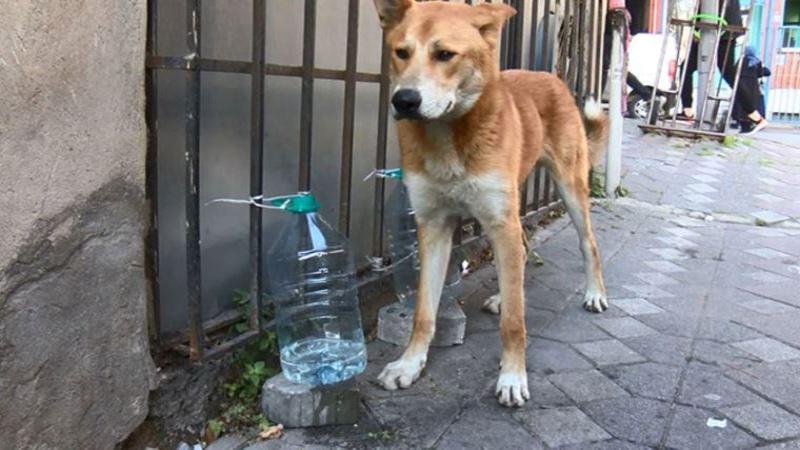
top-left (392, 88), bottom-right (423, 120)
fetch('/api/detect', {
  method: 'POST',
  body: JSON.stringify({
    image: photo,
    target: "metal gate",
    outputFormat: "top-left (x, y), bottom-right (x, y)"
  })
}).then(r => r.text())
top-left (145, 0), bottom-right (606, 360)
top-left (765, 25), bottom-right (800, 122)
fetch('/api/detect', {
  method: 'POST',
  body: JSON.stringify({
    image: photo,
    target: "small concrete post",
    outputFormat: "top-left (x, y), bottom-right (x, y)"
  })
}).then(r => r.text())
top-left (261, 373), bottom-right (360, 427)
top-left (377, 253), bottom-right (466, 348)
top-left (377, 296), bottom-right (466, 347)
top-left (696, 0), bottom-right (720, 125)
top-left (605, 10), bottom-right (625, 198)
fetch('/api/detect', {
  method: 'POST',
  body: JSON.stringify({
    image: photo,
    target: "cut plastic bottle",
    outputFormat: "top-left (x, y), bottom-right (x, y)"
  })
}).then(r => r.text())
top-left (265, 193), bottom-right (367, 386)
top-left (381, 169), bottom-right (463, 308)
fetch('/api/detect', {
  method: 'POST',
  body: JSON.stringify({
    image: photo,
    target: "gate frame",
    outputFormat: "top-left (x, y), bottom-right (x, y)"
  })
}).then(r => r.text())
top-left (145, 0), bottom-right (605, 361)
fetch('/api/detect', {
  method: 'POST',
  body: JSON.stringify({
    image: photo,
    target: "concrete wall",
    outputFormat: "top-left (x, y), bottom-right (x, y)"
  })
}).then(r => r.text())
top-left (0, 1), bottom-right (155, 448)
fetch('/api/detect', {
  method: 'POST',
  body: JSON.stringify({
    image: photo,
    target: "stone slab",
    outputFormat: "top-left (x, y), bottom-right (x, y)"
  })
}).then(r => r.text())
top-left (722, 402), bottom-right (800, 441)
top-left (261, 373), bottom-right (359, 428)
top-left (376, 301), bottom-right (466, 347)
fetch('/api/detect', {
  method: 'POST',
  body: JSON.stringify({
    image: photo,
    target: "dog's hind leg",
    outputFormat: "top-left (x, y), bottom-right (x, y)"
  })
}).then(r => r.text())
top-left (378, 217), bottom-right (456, 390)
top-left (486, 217), bottom-right (529, 407)
top-left (553, 171), bottom-right (608, 312)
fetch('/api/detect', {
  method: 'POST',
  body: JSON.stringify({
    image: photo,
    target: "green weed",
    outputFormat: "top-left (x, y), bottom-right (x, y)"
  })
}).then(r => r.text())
top-left (590, 170), bottom-right (606, 198)
top-left (695, 147), bottom-right (714, 157)
top-left (207, 290), bottom-right (280, 439)
top-left (368, 430), bottom-right (396, 441)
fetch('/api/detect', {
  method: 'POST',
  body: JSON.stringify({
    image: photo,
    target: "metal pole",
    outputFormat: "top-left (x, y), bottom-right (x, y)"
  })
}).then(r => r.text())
top-left (696, 0), bottom-right (720, 126)
top-left (605, 12), bottom-right (624, 198)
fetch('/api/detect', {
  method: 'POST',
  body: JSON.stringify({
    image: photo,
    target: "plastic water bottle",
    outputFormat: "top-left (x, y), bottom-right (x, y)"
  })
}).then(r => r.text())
top-left (265, 193), bottom-right (367, 386)
top-left (380, 169), bottom-right (462, 307)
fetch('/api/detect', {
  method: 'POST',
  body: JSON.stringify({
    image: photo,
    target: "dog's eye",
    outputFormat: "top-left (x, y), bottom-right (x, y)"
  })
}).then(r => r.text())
top-left (434, 50), bottom-right (455, 62)
top-left (395, 48), bottom-right (410, 60)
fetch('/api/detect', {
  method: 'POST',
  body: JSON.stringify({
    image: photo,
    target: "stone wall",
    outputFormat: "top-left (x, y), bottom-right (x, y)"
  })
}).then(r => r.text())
top-left (0, 1), bottom-right (155, 448)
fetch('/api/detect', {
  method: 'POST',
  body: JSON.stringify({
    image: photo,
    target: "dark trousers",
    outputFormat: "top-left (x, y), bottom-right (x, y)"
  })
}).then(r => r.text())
top-left (679, 39), bottom-right (759, 116)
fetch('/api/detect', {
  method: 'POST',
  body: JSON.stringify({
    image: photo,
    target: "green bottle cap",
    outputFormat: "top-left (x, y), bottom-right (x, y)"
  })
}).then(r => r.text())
top-left (270, 193), bottom-right (320, 213)
top-left (385, 168), bottom-right (404, 180)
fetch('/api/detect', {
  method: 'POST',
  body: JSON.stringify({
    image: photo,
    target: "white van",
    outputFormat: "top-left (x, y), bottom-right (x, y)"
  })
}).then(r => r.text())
top-left (627, 33), bottom-right (679, 120)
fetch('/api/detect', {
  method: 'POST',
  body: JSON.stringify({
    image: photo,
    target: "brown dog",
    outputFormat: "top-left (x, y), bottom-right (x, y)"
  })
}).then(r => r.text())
top-left (372, 0), bottom-right (609, 407)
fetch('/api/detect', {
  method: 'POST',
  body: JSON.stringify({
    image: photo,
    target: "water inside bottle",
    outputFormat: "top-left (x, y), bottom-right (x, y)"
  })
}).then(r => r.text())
top-left (280, 337), bottom-right (366, 385)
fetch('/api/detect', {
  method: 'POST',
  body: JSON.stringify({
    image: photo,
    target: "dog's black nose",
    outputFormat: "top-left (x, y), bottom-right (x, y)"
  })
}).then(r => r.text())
top-left (392, 89), bottom-right (422, 117)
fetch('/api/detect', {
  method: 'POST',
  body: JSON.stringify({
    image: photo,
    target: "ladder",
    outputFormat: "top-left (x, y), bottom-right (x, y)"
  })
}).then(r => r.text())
top-left (639, 0), bottom-right (750, 140)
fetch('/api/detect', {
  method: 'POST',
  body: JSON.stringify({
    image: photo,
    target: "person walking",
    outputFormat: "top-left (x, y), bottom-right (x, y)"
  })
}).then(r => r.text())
top-left (734, 46), bottom-right (771, 133)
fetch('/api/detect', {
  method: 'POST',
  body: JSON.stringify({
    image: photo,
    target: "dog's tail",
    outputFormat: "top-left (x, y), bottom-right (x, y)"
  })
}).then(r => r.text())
top-left (582, 98), bottom-right (608, 164)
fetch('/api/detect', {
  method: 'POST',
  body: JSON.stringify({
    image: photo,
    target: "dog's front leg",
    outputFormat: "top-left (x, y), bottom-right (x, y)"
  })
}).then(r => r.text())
top-left (487, 218), bottom-right (529, 407)
top-left (378, 217), bottom-right (456, 390)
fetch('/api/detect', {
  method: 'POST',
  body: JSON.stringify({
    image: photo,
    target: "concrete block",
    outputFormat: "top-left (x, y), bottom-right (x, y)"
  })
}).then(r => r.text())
top-left (376, 300), bottom-right (466, 347)
top-left (261, 373), bottom-right (359, 428)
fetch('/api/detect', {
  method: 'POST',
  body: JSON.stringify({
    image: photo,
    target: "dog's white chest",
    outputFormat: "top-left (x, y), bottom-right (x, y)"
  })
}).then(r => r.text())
top-left (405, 170), bottom-right (509, 226)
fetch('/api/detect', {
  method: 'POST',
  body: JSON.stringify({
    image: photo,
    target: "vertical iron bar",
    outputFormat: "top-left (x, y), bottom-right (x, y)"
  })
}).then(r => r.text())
top-left (543, 168), bottom-right (552, 204)
top-left (542, 0), bottom-right (552, 71)
top-left (597, 0), bottom-right (608, 97)
top-left (580, 1), bottom-right (592, 98)
top-left (248, 0), bottom-right (266, 331)
top-left (298, 0), bottom-right (317, 191)
top-left (500, 1), bottom-right (511, 69)
top-left (185, 0), bottom-right (204, 360)
top-left (587, 0), bottom-right (598, 98)
top-left (529, 0), bottom-right (540, 70)
top-left (514, 0), bottom-right (528, 214)
top-left (513, 0), bottom-right (525, 68)
top-left (145, 0), bottom-right (161, 340)
top-left (339, 0), bottom-right (360, 235)
top-left (563, 0), bottom-right (573, 84)
top-left (533, 166), bottom-right (542, 210)
top-left (372, 37), bottom-right (391, 258)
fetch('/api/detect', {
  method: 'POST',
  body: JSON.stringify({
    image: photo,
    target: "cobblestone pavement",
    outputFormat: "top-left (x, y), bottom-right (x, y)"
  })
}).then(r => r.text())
top-left (244, 123), bottom-right (800, 449)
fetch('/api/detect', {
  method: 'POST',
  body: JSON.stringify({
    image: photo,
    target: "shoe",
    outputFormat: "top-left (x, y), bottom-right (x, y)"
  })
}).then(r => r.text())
top-left (676, 112), bottom-right (695, 121)
top-left (742, 119), bottom-right (768, 135)
top-left (739, 122), bottom-right (754, 134)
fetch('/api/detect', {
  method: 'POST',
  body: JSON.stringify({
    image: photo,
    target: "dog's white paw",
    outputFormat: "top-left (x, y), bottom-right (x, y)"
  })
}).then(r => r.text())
top-left (378, 354), bottom-right (426, 390)
top-left (582, 287), bottom-right (609, 313)
top-left (482, 294), bottom-right (501, 315)
top-left (496, 371), bottom-right (530, 407)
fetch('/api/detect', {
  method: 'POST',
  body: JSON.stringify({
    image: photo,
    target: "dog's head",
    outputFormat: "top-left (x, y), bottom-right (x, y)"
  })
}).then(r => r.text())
top-left (373, 0), bottom-right (515, 121)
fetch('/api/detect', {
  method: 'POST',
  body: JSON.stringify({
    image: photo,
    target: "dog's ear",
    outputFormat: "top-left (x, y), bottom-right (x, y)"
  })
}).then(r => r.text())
top-left (372, 0), bottom-right (414, 29)
top-left (472, 3), bottom-right (517, 47)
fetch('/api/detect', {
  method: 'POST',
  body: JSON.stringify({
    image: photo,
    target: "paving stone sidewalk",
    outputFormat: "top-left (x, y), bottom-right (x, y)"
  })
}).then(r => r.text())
top-left (240, 124), bottom-right (800, 449)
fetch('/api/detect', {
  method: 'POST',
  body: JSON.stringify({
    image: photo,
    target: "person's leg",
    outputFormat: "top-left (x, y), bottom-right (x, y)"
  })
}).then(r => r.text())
top-left (680, 41), bottom-right (699, 117)
top-left (627, 73), bottom-right (652, 99)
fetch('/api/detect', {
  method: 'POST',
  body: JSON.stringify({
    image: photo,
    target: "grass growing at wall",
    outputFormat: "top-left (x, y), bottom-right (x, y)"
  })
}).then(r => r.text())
top-left (206, 290), bottom-right (279, 442)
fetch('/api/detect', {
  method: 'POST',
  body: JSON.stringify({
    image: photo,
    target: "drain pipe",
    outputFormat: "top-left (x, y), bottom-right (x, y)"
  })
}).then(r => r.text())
top-left (605, 3), bottom-right (626, 198)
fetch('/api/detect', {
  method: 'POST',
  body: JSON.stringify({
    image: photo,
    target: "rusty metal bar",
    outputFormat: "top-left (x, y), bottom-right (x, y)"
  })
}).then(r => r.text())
top-left (248, 0), bottom-right (266, 332)
top-left (500, 0), bottom-right (512, 69)
top-left (338, 0), bottom-right (360, 235)
top-left (145, 0), bottom-right (161, 340)
top-left (529, 0), bottom-right (540, 70)
top-left (533, 166), bottom-right (542, 210)
top-left (185, 0), bottom-right (204, 360)
top-left (542, 0), bottom-right (552, 70)
top-left (372, 37), bottom-right (391, 258)
top-left (146, 56), bottom-right (383, 82)
top-left (298, 0), bottom-right (317, 191)
top-left (511, 0), bottom-right (528, 214)
top-left (543, 168), bottom-right (552, 204)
